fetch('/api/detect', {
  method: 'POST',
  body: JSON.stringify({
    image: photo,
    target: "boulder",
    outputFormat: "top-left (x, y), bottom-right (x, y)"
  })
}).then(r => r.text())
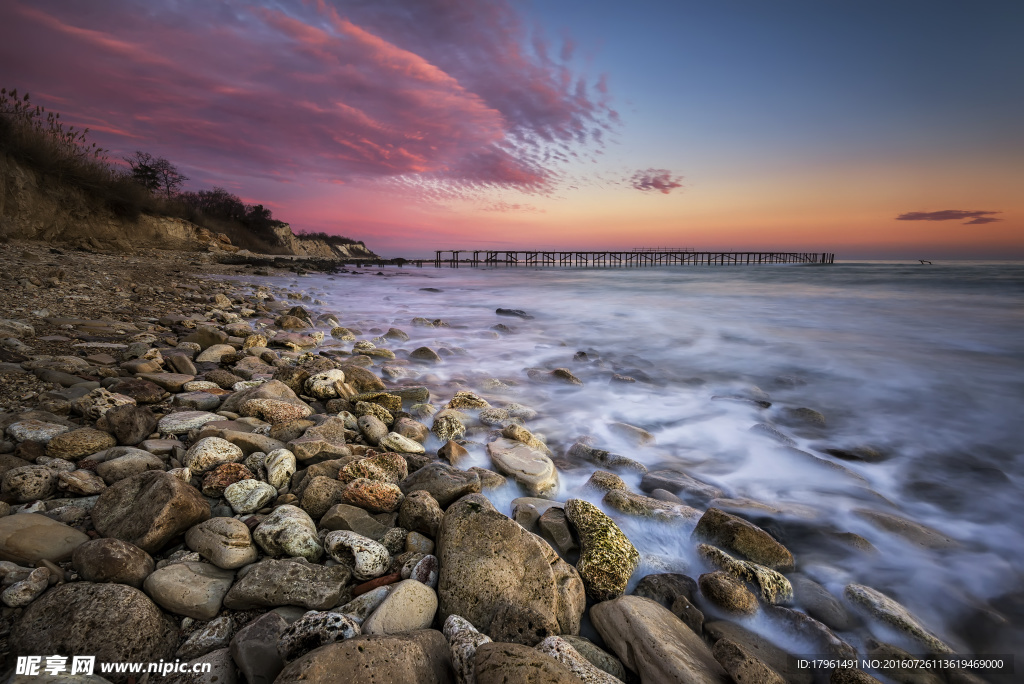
top-left (437, 494), bottom-right (584, 645)
top-left (0, 512), bottom-right (89, 563)
top-left (699, 571), bottom-right (759, 615)
top-left (591, 595), bottom-right (729, 684)
top-left (10, 583), bottom-right (177, 683)
top-left (72, 538), bottom-right (154, 588)
top-left (90, 470), bottom-right (211, 554)
top-left (223, 557), bottom-right (351, 611)
top-left (276, 630), bottom-right (452, 684)
top-left (143, 561), bottom-right (235, 620)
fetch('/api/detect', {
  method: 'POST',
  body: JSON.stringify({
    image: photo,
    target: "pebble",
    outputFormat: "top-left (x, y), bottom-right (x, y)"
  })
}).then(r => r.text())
top-left (336, 585), bottom-right (392, 623)
top-left (378, 431), bottom-right (426, 454)
top-left (184, 436), bottom-right (245, 473)
top-left (265, 448), bottom-right (297, 488)
top-left (177, 615), bottom-right (234, 661)
top-left (1, 566), bottom-right (50, 607)
top-left (158, 410), bottom-right (222, 434)
top-left (186, 517), bottom-right (259, 570)
top-left (324, 530), bottom-right (391, 580)
top-left (443, 614), bottom-right (492, 684)
top-left (5, 420), bottom-right (70, 444)
top-left (253, 504), bottom-right (323, 562)
top-left (699, 571), bottom-right (759, 615)
top-left (225, 479), bottom-right (278, 514)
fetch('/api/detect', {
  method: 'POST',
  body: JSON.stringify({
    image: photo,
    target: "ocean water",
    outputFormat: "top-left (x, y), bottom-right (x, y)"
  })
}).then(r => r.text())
top-left (257, 260), bottom-right (1024, 657)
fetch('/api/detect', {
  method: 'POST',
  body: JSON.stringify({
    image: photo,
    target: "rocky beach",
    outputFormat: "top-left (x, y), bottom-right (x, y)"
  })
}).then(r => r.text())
top-left (0, 241), bottom-right (1017, 684)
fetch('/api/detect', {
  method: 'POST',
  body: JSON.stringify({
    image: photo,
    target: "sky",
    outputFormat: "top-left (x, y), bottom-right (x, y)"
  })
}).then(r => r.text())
top-left (0, 0), bottom-right (1021, 258)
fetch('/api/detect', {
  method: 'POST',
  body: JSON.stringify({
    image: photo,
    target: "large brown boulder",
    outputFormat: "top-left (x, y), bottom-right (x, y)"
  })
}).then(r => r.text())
top-left (274, 630), bottom-right (453, 684)
top-left (591, 595), bottom-right (729, 684)
top-left (90, 470), bottom-right (210, 553)
top-left (0, 512), bottom-right (89, 564)
top-left (10, 582), bottom-right (178, 683)
top-left (437, 494), bottom-right (584, 645)
top-left (474, 642), bottom-right (578, 684)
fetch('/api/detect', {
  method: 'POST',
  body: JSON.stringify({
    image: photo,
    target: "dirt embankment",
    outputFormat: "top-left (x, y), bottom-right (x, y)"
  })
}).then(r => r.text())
top-left (0, 155), bottom-right (378, 258)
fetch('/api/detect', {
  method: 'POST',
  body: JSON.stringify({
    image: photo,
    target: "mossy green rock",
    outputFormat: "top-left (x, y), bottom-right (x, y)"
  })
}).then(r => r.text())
top-left (692, 507), bottom-right (794, 571)
top-left (697, 544), bottom-right (793, 605)
top-left (564, 499), bottom-right (639, 601)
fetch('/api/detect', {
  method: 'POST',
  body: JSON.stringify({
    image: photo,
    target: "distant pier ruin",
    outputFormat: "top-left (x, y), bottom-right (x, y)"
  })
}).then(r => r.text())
top-left (424, 248), bottom-right (835, 267)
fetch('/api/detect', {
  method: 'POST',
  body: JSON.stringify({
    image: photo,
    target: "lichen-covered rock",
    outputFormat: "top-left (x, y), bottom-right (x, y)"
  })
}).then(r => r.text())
top-left (398, 490), bottom-right (444, 538)
top-left (697, 544), bottom-right (793, 605)
top-left (45, 427), bottom-right (116, 461)
top-left (201, 462), bottom-right (255, 497)
top-left (240, 398), bottom-right (313, 425)
top-left (2, 466), bottom-right (57, 502)
top-left (278, 610), bottom-right (361, 662)
top-left (603, 489), bottom-right (701, 523)
top-left (225, 479), bottom-right (278, 514)
top-left (712, 638), bottom-right (786, 684)
top-left (325, 530), bottom-right (391, 580)
top-left (447, 391), bottom-right (489, 410)
top-left (355, 401), bottom-right (394, 426)
top-left (432, 413), bottom-right (466, 442)
top-left (71, 388), bottom-right (137, 420)
top-left (380, 431), bottom-right (427, 454)
top-left (90, 471), bottom-right (211, 554)
top-left (340, 478), bottom-right (405, 513)
top-left (438, 494), bottom-right (584, 645)
top-left (692, 507), bottom-right (794, 571)
top-left (564, 499), bottom-right (639, 601)
top-left (339, 452), bottom-right (408, 485)
top-left (844, 584), bottom-right (953, 654)
top-left (253, 504), bottom-right (323, 562)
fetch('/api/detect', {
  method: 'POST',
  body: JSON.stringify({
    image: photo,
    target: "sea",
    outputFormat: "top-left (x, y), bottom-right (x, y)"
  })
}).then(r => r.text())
top-left (251, 260), bottom-right (1024, 658)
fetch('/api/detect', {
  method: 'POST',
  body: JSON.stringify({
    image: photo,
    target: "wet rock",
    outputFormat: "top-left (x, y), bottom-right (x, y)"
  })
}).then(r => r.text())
top-left (223, 557), bottom-right (351, 610)
top-left (225, 478), bottom-right (278, 514)
top-left (231, 611), bottom-right (288, 684)
top-left (10, 583), bottom-right (178, 681)
top-left (697, 544), bottom-right (793, 605)
top-left (536, 636), bottom-right (624, 684)
top-left (853, 509), bottom-right (958, 549)
top-left (603, 488), bottom-right (702, 523)
top-left (95, 450), bottom-right (164, 484)
top-left (91, 470), bottom-right (210, 554)
top-left (639, 468), bottom-right (725, 504)
top-left (71, 387), bottom-right (137, 420)
top-left (438, 494), bottom-right (584, 645)
top-left (567, 442), bottom-right (647, 474)
top-left (502, 424), bottom-right (551, 454)
top-left (363, 578), bottom-right (438, 634)
top-left (143, 560), bottom-right (235, 620)
top-left (583, 470), bottom-right (629, 493)
top-left (201, 462), bottom-right (254, 497)
top-left (325, 530), bottom-right (391, 580)
top-left (537, 507), bottom-right (578, 557)
top-left (432, 413), bottom-right (466, 442)
top-left (592, 595), bottom-right (728, 684)
top-left (398, 489), bottom-right (444, 537)
top-left (790, 574), bottom-right (854, 631)
top-left (564, 498), bottom-right (639, 601)
top-left (45, 427), bottom-right (117, 461)
top-left (357, 414), bottom-right (389, 445)
top-left (831, 669), bottom-right (885, 684)
top-left (700, 571), bottom-right (759, 615)
top-left (550, 368), bottom-right (583, 386)
top-left (712, 638), bottom-right (786, 684)
top-left (103, 404), bottom-right (159, 446)
top-left (844, 584), bottom-right (953, 654)
top-left (693, 507), bottom-right (795, 571)
top-left (274, 630), bottom-right (453, 684)
top-left (607, 421), bottom-right (653, 445)
top-left (705, 620), bottom-right (811, 684)
top-left (2, 465), bottom-right (57, 502)
top-left (72, 537), bottom-right (154, 587)
top-left (340, 477), bottom-right (405, 513)
top-left (186, 517), bottom-right (258, 569)
top-left (470, 466), bottom-right (506, 490)
top-left (782, 407), bottom-right (826, 427)
top-left (177, 614), bottom-right (233, 661)
top-left (399, 462), bottom-right (481, 508)
top-left (321, 503), bottom-right (391, 540)
top-left (410, 346), bottom-right (442, 363)
top-left (278, 610), bottom-right (361, 661)
top-left (253, 504), bottom-right (323, 561)
top-left (487, 438), bottom-right (558, 497)
top-left (749, 423), bottom-right (797, 446)
top-left (475, 642), bottom-right (578, 684)
top-left (764, 604), bottom-right (856, 659)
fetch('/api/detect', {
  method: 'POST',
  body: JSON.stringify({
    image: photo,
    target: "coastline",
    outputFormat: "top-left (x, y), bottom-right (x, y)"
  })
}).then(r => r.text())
top-left (0, 240), bottom-right (1011, 684)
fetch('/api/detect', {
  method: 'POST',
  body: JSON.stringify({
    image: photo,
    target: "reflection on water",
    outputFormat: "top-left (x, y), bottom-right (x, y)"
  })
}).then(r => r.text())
top-left (260, 261), bottom-right (1024, 658)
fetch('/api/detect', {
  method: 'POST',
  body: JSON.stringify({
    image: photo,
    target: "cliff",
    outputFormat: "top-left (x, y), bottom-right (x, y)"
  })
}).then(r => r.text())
top-left (0, 154), bottom-right (377, 258)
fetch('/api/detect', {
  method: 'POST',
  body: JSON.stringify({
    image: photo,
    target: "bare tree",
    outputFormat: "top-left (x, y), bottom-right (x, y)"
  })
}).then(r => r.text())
top-left (123, 150), bottom-right (188, 198)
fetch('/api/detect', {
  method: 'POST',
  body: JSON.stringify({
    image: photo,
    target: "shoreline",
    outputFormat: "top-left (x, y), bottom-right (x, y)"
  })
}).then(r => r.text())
top-left (0, 240), bottom-right (1007, 683)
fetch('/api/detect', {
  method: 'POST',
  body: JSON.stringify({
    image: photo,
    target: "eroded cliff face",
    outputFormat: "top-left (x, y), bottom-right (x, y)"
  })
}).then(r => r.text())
top-left (270, 224), bottom-right (377, 259)
top-left (0, 155), bottom-right (376, 258)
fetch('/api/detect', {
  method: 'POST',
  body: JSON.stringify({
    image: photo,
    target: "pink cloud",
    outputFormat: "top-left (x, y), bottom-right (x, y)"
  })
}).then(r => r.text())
top-left (0, 0), bottom-right (614, 199)
top-left (629, 168), bottom-right (685, 194)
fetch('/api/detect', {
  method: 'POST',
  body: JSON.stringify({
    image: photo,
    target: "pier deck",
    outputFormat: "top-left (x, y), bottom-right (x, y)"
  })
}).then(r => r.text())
top-left (423, 249), bottom-right (835, 267)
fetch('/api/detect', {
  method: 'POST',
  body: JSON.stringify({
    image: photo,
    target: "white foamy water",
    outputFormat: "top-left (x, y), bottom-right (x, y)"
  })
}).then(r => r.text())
top-left (248, 260), bottom-right (1024, 657)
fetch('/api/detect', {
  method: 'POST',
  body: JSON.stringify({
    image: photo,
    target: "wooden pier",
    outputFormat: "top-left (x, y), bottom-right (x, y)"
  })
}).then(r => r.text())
top-left (423, 249), bottom-right (835, 268)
